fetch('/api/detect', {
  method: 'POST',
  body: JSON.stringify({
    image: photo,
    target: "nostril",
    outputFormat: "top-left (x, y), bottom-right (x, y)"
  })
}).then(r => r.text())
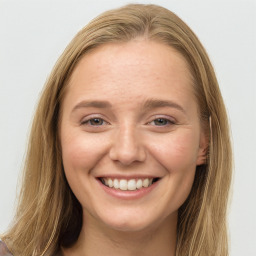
top-left (109, 132), bottom-right (146, 165)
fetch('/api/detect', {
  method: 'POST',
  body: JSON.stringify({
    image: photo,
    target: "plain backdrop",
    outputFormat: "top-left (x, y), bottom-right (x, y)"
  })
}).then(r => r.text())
top-left (0, 0), bottom-right (255, 255)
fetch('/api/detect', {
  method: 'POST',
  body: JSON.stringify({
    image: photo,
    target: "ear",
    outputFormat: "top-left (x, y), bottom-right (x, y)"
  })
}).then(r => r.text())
top-left (196, 127), bottom-right (209, 166)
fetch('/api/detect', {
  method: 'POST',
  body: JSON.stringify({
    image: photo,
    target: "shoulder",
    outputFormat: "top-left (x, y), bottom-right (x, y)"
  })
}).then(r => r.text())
top-left (0, 241), bottom-right (13, 256)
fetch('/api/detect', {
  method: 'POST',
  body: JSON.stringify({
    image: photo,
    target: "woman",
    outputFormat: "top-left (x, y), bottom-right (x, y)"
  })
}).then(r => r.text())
top-left (0, 4), bottom-right (232, 256)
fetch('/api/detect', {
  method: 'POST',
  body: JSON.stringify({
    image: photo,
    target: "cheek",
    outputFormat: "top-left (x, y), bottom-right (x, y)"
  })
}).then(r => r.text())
top-left (148, 130), bottom-right (200, 172)
top-left (60, 131), bottom-right (111, 208)
top-left (171, 135), bottom-right (199, 164)
top-left (147, 132), bottom-right (200, 213)
top-left (61, 131), bottom-right (109, 174)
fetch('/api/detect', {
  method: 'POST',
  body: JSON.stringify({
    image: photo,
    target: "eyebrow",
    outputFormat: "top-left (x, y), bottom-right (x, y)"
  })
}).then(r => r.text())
top-left (143, 98), bottom-right (186, 113)
top-left (71, 98), bottom-right (185, 113)
top-left (72, 100), bottom-right (112, 112)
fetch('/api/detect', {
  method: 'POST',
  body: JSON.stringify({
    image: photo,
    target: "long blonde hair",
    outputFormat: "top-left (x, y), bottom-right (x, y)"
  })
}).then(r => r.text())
top-left (1, 4), bottom-right (232, 256)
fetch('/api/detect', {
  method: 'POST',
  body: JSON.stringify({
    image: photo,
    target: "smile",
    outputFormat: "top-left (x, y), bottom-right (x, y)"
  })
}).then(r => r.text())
top-left (99, 177), bottom-right (160, 191)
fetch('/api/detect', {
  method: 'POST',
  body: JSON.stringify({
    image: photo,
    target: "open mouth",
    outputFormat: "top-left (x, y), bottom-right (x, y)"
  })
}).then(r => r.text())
top-left (98, 177), bottom-right (160, 191)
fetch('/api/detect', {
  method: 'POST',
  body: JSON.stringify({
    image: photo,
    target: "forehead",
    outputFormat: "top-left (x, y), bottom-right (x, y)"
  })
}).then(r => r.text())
top-left (64, 40), bottom-right (196, 110)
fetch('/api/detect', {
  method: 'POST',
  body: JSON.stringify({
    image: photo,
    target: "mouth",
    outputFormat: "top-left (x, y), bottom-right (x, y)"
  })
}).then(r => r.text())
top-left (98, 177), bottom-right (160, 191)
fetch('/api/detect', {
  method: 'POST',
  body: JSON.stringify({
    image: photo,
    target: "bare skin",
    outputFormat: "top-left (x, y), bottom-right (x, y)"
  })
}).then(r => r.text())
top-left (60, 39), bottom-right (207, 256)
top-left (62, 211), bottom-right (177, 256)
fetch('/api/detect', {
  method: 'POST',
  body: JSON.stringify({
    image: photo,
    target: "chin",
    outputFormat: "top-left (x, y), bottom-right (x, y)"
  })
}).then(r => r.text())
top-left (96, 208), bottom-right (169, 233)
top-left (107, 220), bottom-right (149, 232)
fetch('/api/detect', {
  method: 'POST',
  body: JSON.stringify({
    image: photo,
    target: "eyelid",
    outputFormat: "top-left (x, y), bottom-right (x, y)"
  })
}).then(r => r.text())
top-left (79, 114), bottom-right (176, 127)
top-left (147, 115), bottom-right (176, 125)
top-left (80, 114), bottom-right (110, 126)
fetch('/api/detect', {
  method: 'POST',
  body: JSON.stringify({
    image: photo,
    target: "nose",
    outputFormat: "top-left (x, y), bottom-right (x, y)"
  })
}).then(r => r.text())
top-left (109, 125), bottom-right (146, 165)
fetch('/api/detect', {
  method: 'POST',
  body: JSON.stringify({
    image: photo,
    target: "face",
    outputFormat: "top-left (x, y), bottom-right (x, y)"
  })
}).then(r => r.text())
top-left (60, 40), bottom-right (207, 233)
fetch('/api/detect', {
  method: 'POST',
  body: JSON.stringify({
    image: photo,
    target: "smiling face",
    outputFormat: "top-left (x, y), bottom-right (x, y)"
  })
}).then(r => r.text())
top-left (60, 39), bottom-right (207, 233)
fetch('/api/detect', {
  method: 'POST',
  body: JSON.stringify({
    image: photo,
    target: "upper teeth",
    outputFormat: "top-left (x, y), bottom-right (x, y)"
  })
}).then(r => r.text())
top-left (102, 178), bottom-right (154, 191)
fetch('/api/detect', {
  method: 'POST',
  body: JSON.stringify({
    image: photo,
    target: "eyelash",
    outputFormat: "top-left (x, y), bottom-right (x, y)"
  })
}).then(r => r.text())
top-left (81, 116), bottom-right (175, 127)
top-left (148, 117), bottom-right (176, 126)
top-left (81, 117), bottom-right (109, 126)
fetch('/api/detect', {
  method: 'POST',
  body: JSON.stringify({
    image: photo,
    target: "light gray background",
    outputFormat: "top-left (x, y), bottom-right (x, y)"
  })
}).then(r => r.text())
top-left (0, 0), bottom-right (255, 255)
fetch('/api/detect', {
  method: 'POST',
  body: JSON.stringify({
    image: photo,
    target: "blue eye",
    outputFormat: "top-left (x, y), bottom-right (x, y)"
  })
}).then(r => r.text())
top-left (82, 118), bottom-right (106, 126)
top-left (153, 118), bottom-right (169, 126)
top-left (150, 118), bottom-right (174, 126)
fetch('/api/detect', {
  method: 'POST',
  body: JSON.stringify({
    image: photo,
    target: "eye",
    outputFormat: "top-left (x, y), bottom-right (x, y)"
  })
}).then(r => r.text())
top-left (148, 117), bottom-right (175, 126)
top-left (82, 118), bottom-right (107, 126)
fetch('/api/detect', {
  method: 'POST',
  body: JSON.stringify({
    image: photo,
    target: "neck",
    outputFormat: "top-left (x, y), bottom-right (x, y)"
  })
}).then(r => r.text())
top-left (62, 212), bottom-right (177, 256)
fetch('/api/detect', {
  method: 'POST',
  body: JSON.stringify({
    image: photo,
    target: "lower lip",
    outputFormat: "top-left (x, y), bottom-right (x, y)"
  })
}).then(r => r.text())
top-left (97, 179), bottom-right (159, 200)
